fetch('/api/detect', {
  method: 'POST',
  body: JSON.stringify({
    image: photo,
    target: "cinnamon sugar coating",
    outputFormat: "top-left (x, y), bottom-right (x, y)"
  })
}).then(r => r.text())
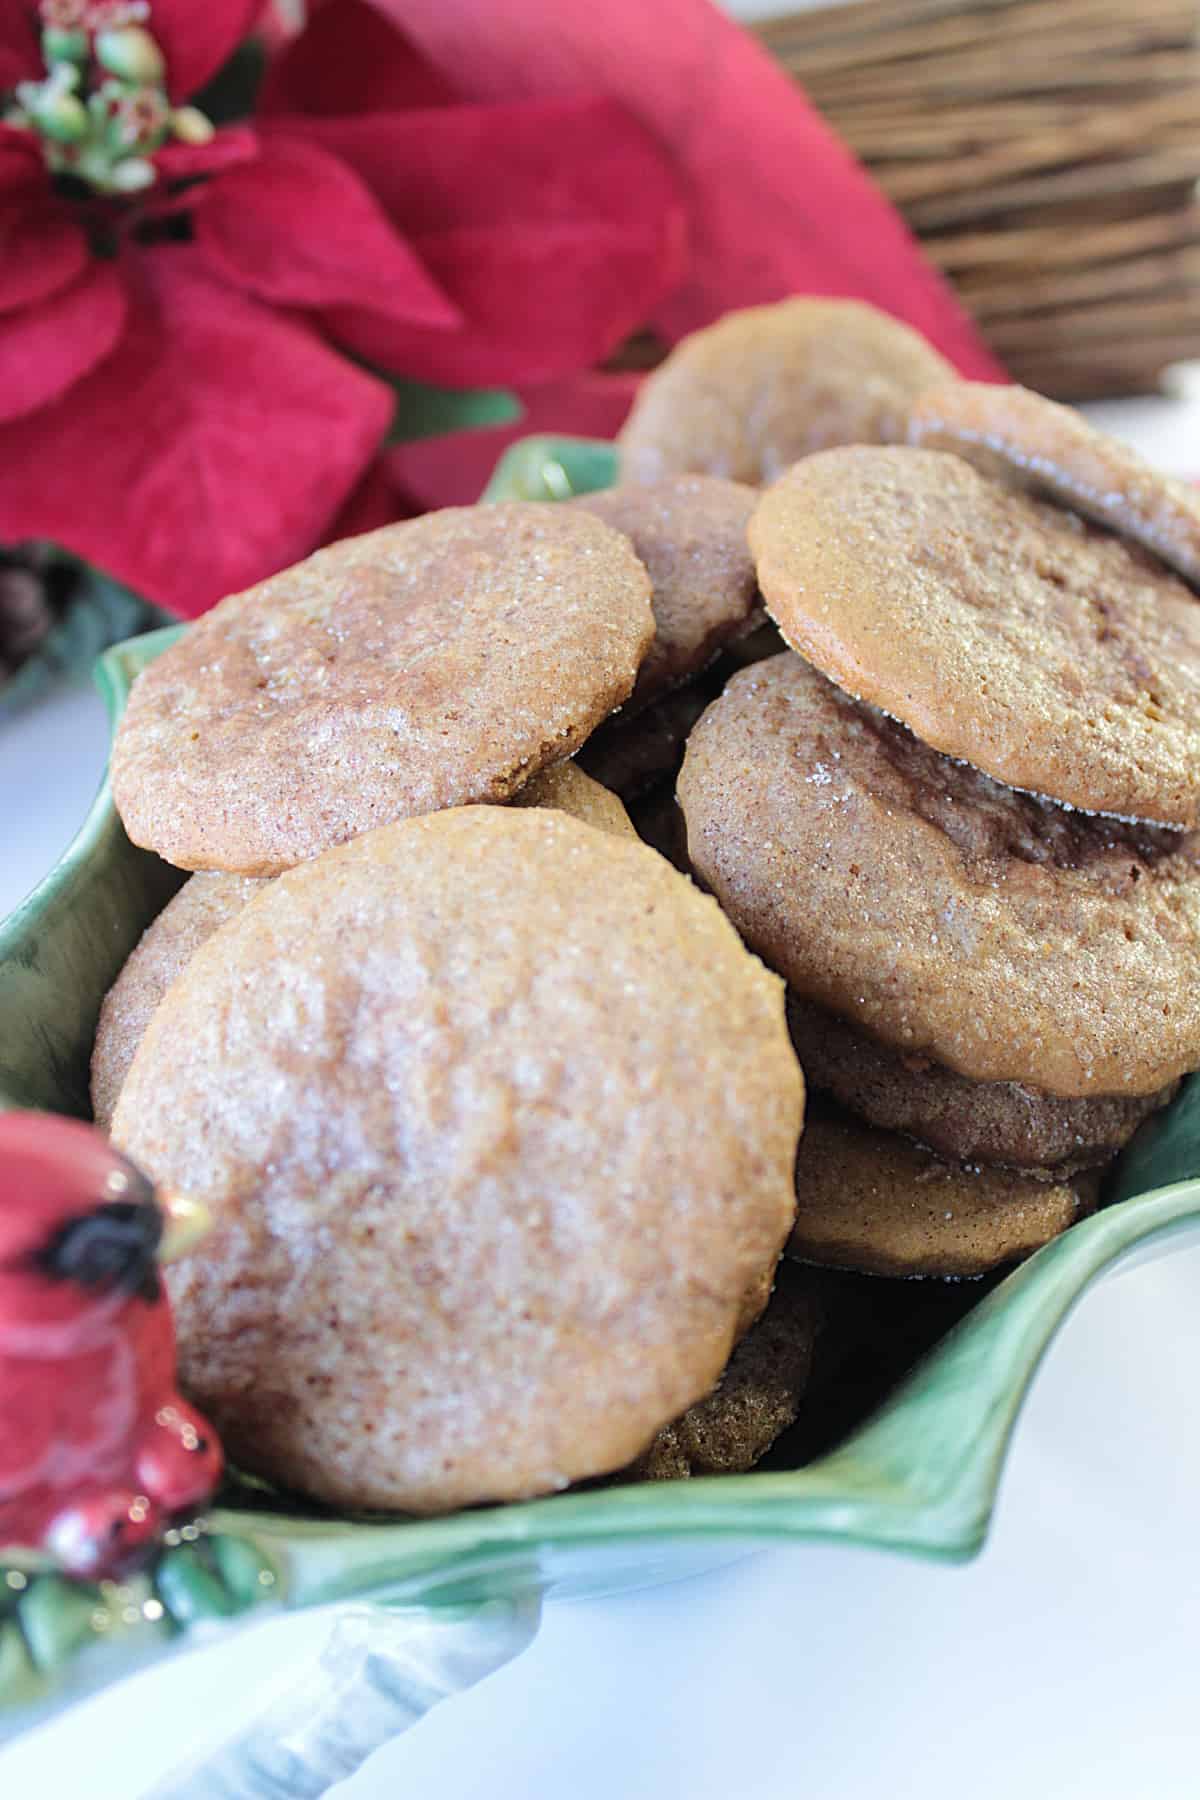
top-left (112, 506), bottom-right (654, 874)
top-left (113, 809), bottom-right (802, 1514)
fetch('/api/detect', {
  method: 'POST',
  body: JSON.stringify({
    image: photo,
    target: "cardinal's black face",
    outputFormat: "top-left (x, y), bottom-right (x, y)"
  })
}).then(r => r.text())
top-left (33, 1175), bottom-right (163, 1304)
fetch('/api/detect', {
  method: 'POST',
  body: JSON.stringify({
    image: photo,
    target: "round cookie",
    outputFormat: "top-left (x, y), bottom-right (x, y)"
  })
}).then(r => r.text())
top-left (90, 871), bottom-right (267, 1133)
top-left (677, 653), bottom-right (1200, 1097)
top-left (789, 1111), bottom-right (1098, 1279)
top-left (112, 808), bottom-right (803, 1515)
top-left (786, 994), bottom-right (1176, 1177)
top-left (748, 446), bottom-right (1200, 825)
top-left (111, 506), bottom-right (655, 875)
top-left (907, 381), bottom-right (1200, 590)
top-left (511, 761), bottom-right (636, 840)
top-left (566, 476), bottom-right (760, 710)
top-left (627, 1263), bottom-right (823, 1481)
top-left (91, 769), bottom-right (634, 1135)
top-left (618, 298), bottom-right (956, 487)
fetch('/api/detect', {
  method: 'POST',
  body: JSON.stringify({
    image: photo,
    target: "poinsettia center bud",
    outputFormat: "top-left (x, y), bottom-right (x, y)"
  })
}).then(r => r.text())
top-left (94, 23), bottom-right (164, 84)
top-left (2, 2), bottom-right (215, 197)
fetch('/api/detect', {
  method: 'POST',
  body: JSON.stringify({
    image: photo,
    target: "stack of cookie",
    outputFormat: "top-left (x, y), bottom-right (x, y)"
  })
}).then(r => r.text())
top-left (594, 298), bottom-right (963, 855)
top-left (96, 479), bottom-right (833, 1507)
top-left (678, 379), bottom-right (1200, 1280)
top-left (89, 294), bottom-right (1200, 1511)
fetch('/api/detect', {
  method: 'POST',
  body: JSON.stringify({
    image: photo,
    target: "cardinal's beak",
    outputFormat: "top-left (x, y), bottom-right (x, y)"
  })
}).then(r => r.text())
top-left (158, 1191), bottom-right (211, 1263)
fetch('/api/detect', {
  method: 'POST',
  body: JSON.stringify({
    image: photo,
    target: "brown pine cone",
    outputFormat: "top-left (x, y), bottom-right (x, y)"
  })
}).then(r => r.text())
top-left (0, 551), bottom-right (55, 680)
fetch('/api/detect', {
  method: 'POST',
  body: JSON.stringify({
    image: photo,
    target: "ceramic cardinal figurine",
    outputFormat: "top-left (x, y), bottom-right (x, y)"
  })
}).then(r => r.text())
top-left (0, 1111), bottom-right (221, 1579)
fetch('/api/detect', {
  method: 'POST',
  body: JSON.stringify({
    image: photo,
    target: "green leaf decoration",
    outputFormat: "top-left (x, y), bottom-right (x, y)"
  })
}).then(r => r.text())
top-left (383, 377), bottom-right (522, 445)
top-left (1109, 1072), bottom-right (1200, 1203)
top-left (484, 434), bottom-right (618, 500)
top-left (0, 1528), bottom-right (282, 1736)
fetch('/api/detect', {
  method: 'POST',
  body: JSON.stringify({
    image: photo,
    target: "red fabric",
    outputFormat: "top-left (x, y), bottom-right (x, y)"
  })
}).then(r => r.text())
top-left (195, 131), bottom-right (460, 326)
top-left (0, 250), bottom-right (393, 613)
top-left (0, 261), bottom-right (125, 421)
top-left (367, 0), bottom-right (1003, 378)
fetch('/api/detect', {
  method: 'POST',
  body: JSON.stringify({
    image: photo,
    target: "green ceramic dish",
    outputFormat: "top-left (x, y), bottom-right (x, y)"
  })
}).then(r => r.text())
top-left (4, 435), bottom-right (1200, 1743)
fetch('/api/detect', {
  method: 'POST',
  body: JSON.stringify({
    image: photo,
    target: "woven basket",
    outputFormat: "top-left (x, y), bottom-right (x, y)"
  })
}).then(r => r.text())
top-left (760, 0), bottom-right (1200, 398)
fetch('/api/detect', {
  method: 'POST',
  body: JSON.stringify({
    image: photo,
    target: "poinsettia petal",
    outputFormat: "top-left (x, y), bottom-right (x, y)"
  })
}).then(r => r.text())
top-left (384, 370), bottom-right (640, 512)
top-left (370, 0), bottom-right (1003, 377)
top-left (287, 96), bottom-right (680, 241)
top-left (0, 249), bottom-right (393, 615)
top-left (259, 0), bottom-right (455, 117)
top-left (0, 182), bottom-right (88, 312)
top-left (194, 132), bottom-right (459, 328)
top-left (0, 3), bottom-right (38, 88)
top-left (0, 260), bottom-right (125, 421)
top-left (150, 0), bottom-right (264, 101)
top-left (320, 452), bottom-right (414, 546)
top-left (292, 97), bottom-right (684, 383)
top-left (153, 124), bottom-right (259, 185)
top-left (324, 214), bottom-right (683, 387)
top-left (0, 122), bottom-right (42, 165)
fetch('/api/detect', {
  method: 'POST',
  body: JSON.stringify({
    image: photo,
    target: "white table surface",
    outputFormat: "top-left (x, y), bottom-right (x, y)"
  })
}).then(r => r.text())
top-left (4, 379), bottom-right (1200, 1796)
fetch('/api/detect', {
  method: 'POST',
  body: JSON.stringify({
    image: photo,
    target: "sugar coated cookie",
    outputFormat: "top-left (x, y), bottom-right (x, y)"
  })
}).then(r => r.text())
top-left (677, 654), bottom-right (1200, 1096)
top-left (618, 298), bottom-right (955, 486)
top-left (628, 1263), bottom-right (823, 1479)
top-left (90, 871), bottom-right (266, 1132)
top-left (113, 808), bottom-right (802, 1514)
top-left (907, 381), bottom-right (1200, 589)
top-left (748, 446), bottom-right (1200, 824)
top-left (111, 506), bottom-right (655, 874)
top-left (789, 1111), bottom-right (1098, 1279)
top-left (786, 994), bottom-right (1176, 1177)
top-left (567, 476), bottom-right (760, 709)
top-left (510, 761), bottom-right (636, 839)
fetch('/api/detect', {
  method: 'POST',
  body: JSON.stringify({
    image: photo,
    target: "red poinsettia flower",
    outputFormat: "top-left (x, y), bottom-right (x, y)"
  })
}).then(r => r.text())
top-left (0, 0), bottom-right (684, 613)
top-left (269, 0), bottom-right (1005, 531)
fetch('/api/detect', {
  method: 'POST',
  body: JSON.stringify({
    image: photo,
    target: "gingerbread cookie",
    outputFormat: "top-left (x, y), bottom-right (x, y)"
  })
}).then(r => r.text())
top-left (618, 298), bottom-right (955, 486)
top-left (628, 1263), bottom-right (823, 1480)
top-left (511, 761), bottom-right (636, 840)
top-left (786, 994), bottom-right (1176, 1177)
top-left (93, 768), bottom-right (631, 1133)
top-left (907, 381), bottom-right (1200, 590)
top-left (111, 506), bottom-right (655, 875)
top-left (677, 654), bottom-right (1200, 1097)
top-left (90, 871), bottom-right (267, 1133)
top-left (789, 1110), bottom-right (1098, 1279)
top-left (748, 447), bottom-right (1200, 825)
top-left (113, 808), bottom-right (802, 1514)
top-left (567, 476), bottom-right (760, 709)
